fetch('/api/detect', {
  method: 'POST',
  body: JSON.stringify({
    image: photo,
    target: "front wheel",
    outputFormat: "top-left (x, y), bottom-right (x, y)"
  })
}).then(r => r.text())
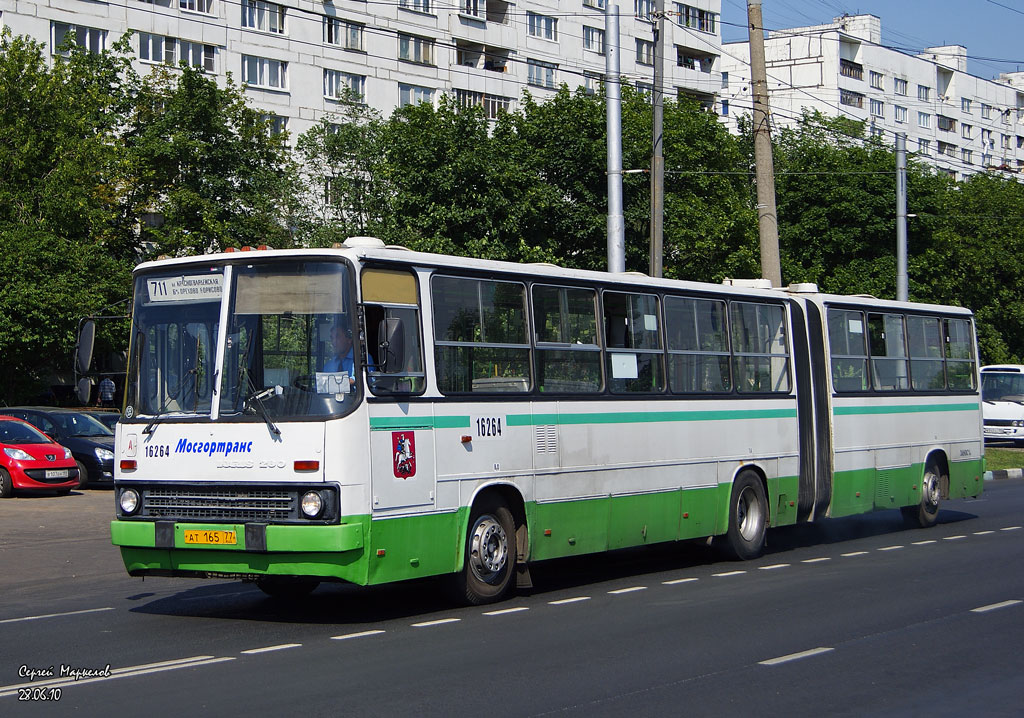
top-left (723, 470), bottom-right (768, 560)
top-left (74, 461), bottom-right (88, 489)
top-left (902, 461), bottom-right (943, 528)
top-left (0, 468), bottom-right (13, 498)
top-left (456, 501), bottom-right (516, 605)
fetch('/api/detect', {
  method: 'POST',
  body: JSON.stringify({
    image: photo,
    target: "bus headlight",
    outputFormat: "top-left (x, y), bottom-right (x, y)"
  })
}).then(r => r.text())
top-left (119, 488), bottom-right (140, 515)
top-left (300, 491), bottom-right (324, 519)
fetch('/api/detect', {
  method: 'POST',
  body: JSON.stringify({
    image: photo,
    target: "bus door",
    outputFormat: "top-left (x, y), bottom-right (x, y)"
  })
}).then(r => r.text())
top-left (362, 268), bottom-right (435, 512)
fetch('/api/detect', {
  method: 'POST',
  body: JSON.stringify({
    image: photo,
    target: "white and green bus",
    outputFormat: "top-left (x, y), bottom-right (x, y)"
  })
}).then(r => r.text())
top-left (111, 239), bottom-right (984, 603)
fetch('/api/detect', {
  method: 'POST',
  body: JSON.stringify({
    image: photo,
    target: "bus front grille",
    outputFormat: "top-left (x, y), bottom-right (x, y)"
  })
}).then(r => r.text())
top-left (143, 488), bottom-right (294, 522)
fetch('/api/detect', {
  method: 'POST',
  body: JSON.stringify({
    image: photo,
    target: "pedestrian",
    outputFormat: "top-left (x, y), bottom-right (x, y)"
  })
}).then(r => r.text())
top-left (99, 377), bottom-right (116, 408)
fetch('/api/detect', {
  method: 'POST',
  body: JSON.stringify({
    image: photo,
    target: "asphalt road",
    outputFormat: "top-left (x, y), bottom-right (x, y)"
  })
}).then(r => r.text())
top-left (1, 481), bottom-right (1022, 717)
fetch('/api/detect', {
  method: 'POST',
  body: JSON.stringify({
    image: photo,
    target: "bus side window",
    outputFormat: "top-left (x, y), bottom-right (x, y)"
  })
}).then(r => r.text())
top-left (361, 268), bottom-right (425, 395)
top-left (603, 291), bottom-right (664, 393)
top-left (868, 313), bottom-right (909, 391)
top-left (827, 308), bottom-right (868, 392)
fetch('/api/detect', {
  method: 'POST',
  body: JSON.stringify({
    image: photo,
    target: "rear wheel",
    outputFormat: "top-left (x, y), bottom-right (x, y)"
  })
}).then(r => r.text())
top-left (0, 468), bottom-right (13, 498)
top-left (456, 500), bottom-right (516, 605)
top-left (74, 461), bottom-right (88, 489)
top-left (255, 576), bottom-right (320, 598)
top-left (723, 470), bottom-right (768, 560)
top-left (902, 459), bottom-right (943, 528)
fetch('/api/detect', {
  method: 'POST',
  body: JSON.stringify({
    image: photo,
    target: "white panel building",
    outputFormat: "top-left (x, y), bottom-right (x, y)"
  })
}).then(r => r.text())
top-left (719, 14), bottom-right (1024, 180)
top-left (0, 0), bottom-right (724, 137)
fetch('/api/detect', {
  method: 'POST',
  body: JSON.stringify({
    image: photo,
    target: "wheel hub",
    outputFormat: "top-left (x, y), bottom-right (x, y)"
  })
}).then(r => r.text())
top-left (737, 486), bottom-right (764, 541)
top-left (469, 515), bottom-right (508, 581)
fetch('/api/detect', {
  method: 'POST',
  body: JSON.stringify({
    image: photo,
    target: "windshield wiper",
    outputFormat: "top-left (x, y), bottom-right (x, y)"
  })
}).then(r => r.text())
top-left (243, 384), bottom-right (282, 437)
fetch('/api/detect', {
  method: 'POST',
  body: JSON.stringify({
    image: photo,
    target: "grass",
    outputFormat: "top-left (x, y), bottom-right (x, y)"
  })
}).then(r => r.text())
top-left (984, 446), bottom-right (1024, 472)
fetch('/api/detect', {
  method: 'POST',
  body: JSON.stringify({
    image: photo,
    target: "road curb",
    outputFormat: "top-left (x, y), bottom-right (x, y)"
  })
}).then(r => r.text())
top-left (984, 468), bottom-right (1023, 481)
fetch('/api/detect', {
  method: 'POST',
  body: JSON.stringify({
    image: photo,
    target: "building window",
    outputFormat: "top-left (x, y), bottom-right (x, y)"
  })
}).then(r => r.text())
top-left (674, 4), bottom-right (717, 32)
top-left (1002, 109), bottom-right (1012, 125)
top-left (721, 99), bottom-right (728, 116)
top-left (242, 1), bottom-right (285, 34)
top-left (180, 0), bottom-right (213, 13)
top-left (583, 27), bottom-right (604, 54)
top-left (839, 89), bottom-right (864, 109)
top-left (918, 112), bottom-right (931, 128)
top-left (179, 40), bottom-right (216, 72)
top-left (324, 69), bottom-right (365, 101)
top-left (460, 0), bottom-right (483, 18)
top-left (937, 115), bottom-right (956, 132)
top-left (262, 114), bottom-right (288, 143)
top-left (937, 141), bottom-right (956, 157)
top-left (527, 12), bottom-right (557, 41)
top-left (584, 71), bottom-right (602, 95)
top-left (894, 78), bottom-right (907, 96)
top-left (1002, 133), bottom-right (1011, 149)
top-left (636, 39), bottom-right (654, 66)
top-left (869, 70), bottom-right (883, 90)
top-left (453, 88), bottom-right (511, 119)
top-left (982, 128), bottom-right (992, 146)
top-left (961, 97), bottom-right (972, 113)
top-left (869, 125), bottom-right (884, 138)
top-left (1017, 135), bottom-right (1024, 149)
top-left (918, 138), bottom-right (930, 155)
top-left (961, 123), bottom-right (972, 139)
top-left (399, 0), bottom-right (431, 13)
top-left (839, 59), bottom-right (863, 80)
top-left (398, 33), bottom-right (434, 65)
top-left (52, 22), bottom-right (106, 55)
top-left (894, 105), bottom-right (907, 123)
top-left (139, 33), bottom-right (174, 64)
top-left (325, 18), bottom-right (364, 51)
top-left (721, 71), bottom-right (728, 88)
top-left (527, 59), bottom-right (557, 89)
top-left (398, 83), bottom-right (433, 107)
top-left (636, 81), bottom-right (652, 97)
top-left (677, 50), bottom-right (695, 70)
top-left (584, 0), bottom-right (607, 9)
top-left (870, 99), bottom-right (884, 117)
top-left (982, 153), bottom-right (991, 166)
top-left (961, 148), bottom-right (972, 164)
top-left (981, 103), bottom-right (993, 119)
top-left (918, 85), bottom-right (930, 102)
top-left (242, 55), bottom-right (287, 90)
top-left (635, 0), bottom-right (654, 20)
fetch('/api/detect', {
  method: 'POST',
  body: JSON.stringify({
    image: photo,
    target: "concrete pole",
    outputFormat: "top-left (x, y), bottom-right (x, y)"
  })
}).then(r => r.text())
top-left (607, 4), bottom-right (625, 273)
top-left (649, 0), bottom-right (664, 278)
top-left (747, 0), bottom-right (782, 287)
top-left (896, 132), bottom-right (908, 302)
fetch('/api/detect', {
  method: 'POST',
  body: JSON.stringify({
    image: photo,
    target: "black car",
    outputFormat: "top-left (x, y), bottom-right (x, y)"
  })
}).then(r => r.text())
top-left (2, 408), bottom-right (115, 487)
top-left (86, 411), bottom-right (120, 431)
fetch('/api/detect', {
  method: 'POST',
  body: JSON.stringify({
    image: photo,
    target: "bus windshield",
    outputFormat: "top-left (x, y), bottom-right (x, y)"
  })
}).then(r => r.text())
top-left (127, 259), bottom-right (358, 421)
top-left (982, 371), bottom-right (1024, 403)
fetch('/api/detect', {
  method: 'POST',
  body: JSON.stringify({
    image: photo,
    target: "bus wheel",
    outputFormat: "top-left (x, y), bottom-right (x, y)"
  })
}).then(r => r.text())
top-left (255, 576), bottom-right (320, 598)
top-left (902, 461), bottom-right (942, 528)
top-left (458, 500), bottom-right (516, 605)
top-left (724, 470), bottom-right (768, 560)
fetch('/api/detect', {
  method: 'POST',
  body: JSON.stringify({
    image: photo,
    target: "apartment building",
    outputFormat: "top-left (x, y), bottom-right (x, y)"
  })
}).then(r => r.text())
top-left (720, 14), bottom-right (1024, 180)
top-left (0, 0), bottom-right (724, 137)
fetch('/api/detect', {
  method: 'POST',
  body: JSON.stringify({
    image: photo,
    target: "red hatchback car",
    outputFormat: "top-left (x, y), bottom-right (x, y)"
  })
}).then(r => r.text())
top-left (0, 415), bottom-right (79, 497)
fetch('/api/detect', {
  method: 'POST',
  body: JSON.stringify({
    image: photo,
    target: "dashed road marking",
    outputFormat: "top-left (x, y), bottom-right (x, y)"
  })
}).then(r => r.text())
top-left (663, 577), bottom-right (698, 585)
top-left (802, 557), bottom-right (831, 563)
top-left (483, 607), bottom-right (530, 616)
top-left (0, 606), bottom-right (115, 625)
top-left (241, 643), bottom-right (301, 655)
top-left (878, 545), bottom-right (904, 551)
top-left (759, 563), bottom-right (790, 570)
top-left (1000, 526), bottom-right (1022, 531)
top-left (549, 597), bottom-right (591, 605)
top-left (971, 600), bottom-right (1022, 614)
top-left (842, 551), bottom-right (868, 557)
top-left (973, 531), bottom-right (995, 535)
top-left (912, 540), bottom-right (937, 545)
top-left (331, 630), bottom-right (386, 640)
top-left (943, 535), bottom-right (967, 541)
top-left (411, 618), bottom-right (461, 628)
top-left (713, 570), bottom-right (746, 578)
top-left (609, 586), bottom-right (647, 594)
top-left (760, 647), bottom-right (834, 666)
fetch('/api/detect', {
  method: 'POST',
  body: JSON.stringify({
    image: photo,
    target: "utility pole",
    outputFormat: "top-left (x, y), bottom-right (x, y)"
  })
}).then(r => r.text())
top-left (606, 4), bottom-right (625, 273)
top-left (649, 0), bottom-right (665, 278)
top-left (895, 132), bottom-right (908, 301)
top-left (747, 0), bottom-right (782, 287)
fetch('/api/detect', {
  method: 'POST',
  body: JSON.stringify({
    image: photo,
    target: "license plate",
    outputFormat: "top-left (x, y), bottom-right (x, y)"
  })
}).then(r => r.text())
top-left (183, 530), bottom-right (237, 546)
top-left (45, 469), bottom-right (69, 479)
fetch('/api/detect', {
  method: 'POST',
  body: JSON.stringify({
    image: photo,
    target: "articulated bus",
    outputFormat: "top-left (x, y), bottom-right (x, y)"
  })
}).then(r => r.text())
top-left (110, 238), bottom-right (984, 603)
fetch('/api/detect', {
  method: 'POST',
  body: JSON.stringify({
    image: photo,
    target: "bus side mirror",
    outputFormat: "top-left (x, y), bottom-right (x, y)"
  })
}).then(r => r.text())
top-left (377, 317), bottom-right (404, 373)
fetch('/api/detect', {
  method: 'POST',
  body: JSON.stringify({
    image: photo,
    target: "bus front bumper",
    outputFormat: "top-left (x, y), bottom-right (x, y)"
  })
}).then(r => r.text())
top-left (111, 520), bottom-right (364, 553)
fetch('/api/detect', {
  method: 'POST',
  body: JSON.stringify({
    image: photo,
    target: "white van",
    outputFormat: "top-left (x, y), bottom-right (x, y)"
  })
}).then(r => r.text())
top-left (981, 365), bottom-right (1024, 443)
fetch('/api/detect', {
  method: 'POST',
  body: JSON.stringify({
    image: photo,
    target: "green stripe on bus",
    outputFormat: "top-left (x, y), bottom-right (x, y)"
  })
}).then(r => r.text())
top-left (833, 402), bottom-right (979, 416)
top-left (369, 415), bottom-right (471, 431)
top-left (507, 408), bottom-right (796, 426)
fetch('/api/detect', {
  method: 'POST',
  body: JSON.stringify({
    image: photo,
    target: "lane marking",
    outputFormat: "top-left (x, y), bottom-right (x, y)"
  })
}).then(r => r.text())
top-left (0, 606), bottom-right (115, 625)
top-left (240, 643), bottom-right (301, 655)
top-left (943, 535), bottom-right (966, 541)
top-left (973, 531), bottom-right (995, 536)
top-left (971, 600), bottom-right (1022, 614)
top-left (483, 607), bottom-right (529, 616)
top-left (609, 586), bottom-right (647, 594)
top-left (411, 618), bottom-right (461, 627)
top-left (331, 630), bottom-right (385, 641)
top-left (663, 578), bottom-right (698, 585)
top-left (713, 570), bottom-right (746, 578)
top-left (549, 597), bottom-right (591, 605)
top-left (841, 551), bottom-right (868, 557)
top-left (912, 540), bottom-right (937, 545)
top-left (802, 557), bottom-right (830, 563)
top-left (878, 545), bottom-right (903, 551)
top-left (1000, 526), bottom-right (1022, 531)
top-left (760, 647), bottom-right (834, 666)
top-left (0, 656), bottom-right (235, 698)
top-left (759, 563), bottom-right (790, 570)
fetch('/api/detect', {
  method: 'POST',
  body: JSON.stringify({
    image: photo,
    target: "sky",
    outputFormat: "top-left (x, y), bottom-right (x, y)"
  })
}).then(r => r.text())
top-left (719, 0), bottom-right (1024, 80)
